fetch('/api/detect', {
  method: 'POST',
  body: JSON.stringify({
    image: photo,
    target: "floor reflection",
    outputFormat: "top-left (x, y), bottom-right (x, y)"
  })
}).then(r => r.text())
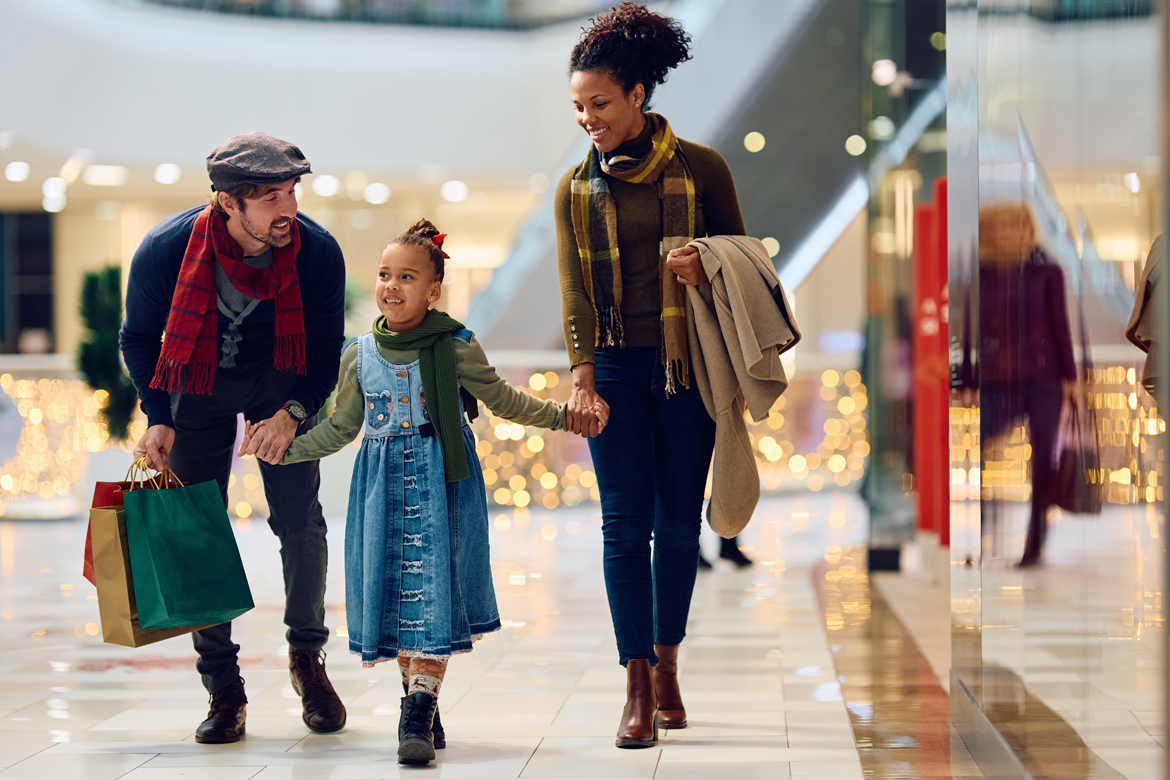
top-left (817, 546), bottom-right (982, 779)
top-left (981, 665), bottom-right (1124, 779)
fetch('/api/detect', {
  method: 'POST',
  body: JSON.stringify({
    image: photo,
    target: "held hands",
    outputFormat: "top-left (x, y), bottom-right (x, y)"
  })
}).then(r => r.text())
top-left (665, 245), bottom-right (707, 286)
top-left (133, 424), bottom-right (176, 472)
top-left (586, 402), bottom-right (608, 436)
top-left (567, 363), bottom-right (610, 438)
top-left (237, 410), bottom-right (299, 465)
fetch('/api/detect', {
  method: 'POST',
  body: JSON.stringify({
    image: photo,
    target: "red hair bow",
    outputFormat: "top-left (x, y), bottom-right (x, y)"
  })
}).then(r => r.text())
top-left (432, 233), bottom-right (450, 260)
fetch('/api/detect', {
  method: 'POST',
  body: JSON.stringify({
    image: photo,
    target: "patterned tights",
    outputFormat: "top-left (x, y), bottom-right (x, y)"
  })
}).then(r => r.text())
top-left (397, 654), bottom-right (448, 699)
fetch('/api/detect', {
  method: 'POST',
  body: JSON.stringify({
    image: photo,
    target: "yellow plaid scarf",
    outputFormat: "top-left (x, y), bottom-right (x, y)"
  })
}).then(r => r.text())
top-left (570, 113), bottom-right (696, 394)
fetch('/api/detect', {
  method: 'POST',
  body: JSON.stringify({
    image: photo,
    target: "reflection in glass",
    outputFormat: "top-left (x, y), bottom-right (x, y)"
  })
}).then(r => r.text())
top-left (947, 2), bottom-right (1164, 775)
top-left (978, 203), bottom-right (1076, 568)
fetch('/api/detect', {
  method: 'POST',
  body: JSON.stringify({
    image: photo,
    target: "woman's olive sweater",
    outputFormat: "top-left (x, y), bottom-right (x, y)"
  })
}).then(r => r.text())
top-left (555, 120), bottom-right (745, 367)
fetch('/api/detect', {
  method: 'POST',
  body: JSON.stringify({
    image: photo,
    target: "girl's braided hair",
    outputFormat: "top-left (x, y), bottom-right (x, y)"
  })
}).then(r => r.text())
top-left (389, 218), bottom-right (447, 281)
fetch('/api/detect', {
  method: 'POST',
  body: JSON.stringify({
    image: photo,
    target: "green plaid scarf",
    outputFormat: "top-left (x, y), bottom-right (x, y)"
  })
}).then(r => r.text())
top-left (372, 310), bottom-right (468, 482)
top-left (570, 112), bottom-right (696, 394)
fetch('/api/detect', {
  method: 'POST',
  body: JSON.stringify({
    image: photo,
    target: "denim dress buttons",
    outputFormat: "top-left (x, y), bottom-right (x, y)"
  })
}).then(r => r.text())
top-left (345, 333), bottom-right (500, 665)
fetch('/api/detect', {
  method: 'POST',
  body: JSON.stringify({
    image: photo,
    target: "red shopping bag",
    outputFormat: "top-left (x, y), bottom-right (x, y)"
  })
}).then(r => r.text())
top-left (83, 460), bottom-right (180, 586)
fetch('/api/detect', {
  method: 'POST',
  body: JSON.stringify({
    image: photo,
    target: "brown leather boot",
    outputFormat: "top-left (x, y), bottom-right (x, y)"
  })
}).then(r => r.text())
top-left (615, 659), bottom-right (658, 748)
top-left (195, 676), bottom-right (247, 744)
top-left (289, 648), bottom-right (347, 733)
top-left (652, 644), bottom-right (687, 729)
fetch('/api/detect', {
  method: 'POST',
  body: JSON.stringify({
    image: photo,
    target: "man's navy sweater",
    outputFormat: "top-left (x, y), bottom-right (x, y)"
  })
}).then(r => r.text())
top-left (120, 206), bottom-right (346, 429)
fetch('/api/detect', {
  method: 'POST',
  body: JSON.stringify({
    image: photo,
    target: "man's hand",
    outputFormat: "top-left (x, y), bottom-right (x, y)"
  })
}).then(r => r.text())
top-left (238, 410), bottom-right (298, 465)
top-left (666, 245), bottom-right (707, 286)
top-left (567, 363), bottom-right (609, 438)
top-left (133, 425), bottom-right (176, 472)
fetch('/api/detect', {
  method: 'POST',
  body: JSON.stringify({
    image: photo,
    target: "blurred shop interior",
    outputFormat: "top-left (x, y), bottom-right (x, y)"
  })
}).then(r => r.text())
top-left (0, 0), bottom-right (1166, 776)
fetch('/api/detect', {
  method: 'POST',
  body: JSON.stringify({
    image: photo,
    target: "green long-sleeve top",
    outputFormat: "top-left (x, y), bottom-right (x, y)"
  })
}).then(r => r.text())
top-left (282, 335), bottom-right (565, 464)
top-left (555, 120), bottom-right (746, 367)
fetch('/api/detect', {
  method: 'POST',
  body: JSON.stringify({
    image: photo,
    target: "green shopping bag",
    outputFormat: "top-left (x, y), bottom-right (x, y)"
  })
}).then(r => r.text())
top-left (123, 461), bottom-right (254, 630)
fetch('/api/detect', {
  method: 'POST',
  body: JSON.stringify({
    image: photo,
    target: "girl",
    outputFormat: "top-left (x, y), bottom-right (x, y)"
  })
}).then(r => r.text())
top-left (247, 219), bottom-right (604, 764)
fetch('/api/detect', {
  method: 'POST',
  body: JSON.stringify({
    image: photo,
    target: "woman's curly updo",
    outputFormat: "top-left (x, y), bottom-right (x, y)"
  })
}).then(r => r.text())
top-left (570, 2), bottom-right (692, 109)
top-left (389, 218), bottom-right (447, 282)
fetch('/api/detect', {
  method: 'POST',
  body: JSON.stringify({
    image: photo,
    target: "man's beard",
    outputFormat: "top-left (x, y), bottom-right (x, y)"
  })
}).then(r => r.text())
top-left (240, 212), bottom-right (292, 249)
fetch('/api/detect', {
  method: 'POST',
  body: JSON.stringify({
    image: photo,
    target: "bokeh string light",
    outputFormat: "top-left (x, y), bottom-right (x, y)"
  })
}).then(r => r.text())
top-left (469, 366), bottom-right (872, 509)
top-left (0, 373), bottom-right (145, 516)
top-left (0, 365), bottom-right (878, 518)
top-left (949, 364), bottom-right (1164, 506)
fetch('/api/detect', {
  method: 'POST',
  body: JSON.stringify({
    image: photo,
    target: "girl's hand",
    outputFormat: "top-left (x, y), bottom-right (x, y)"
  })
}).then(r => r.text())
top-left (666, 245), bottom-right (707, 286)
top-left (568, 363), bottom-right (607, 438)
top-left (237, 420), bottom-right (258, 457)
top-left (593, 402), bottom-right (609, 434)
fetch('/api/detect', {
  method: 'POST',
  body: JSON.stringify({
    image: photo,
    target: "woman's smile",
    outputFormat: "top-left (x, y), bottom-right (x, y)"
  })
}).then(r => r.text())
top-left (587, 125), bottom-right (611, 143)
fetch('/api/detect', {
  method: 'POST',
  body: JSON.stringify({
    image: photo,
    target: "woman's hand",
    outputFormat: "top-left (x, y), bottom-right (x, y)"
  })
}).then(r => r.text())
top-left (568, 363), bottom-right (609, 438)
top-left (666, 245), bottom-right (707, 286)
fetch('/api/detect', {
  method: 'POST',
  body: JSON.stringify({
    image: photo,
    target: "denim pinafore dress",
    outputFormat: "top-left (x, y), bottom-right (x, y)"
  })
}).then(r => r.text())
top-left (345, 332), bottom-right (500, 664)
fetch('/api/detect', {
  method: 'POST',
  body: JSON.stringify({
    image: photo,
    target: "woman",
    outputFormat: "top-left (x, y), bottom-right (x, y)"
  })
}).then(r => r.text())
top-left (554, 2), bottom-right (745, 748)
top-left (978, 203), bottom-right (1076, 566)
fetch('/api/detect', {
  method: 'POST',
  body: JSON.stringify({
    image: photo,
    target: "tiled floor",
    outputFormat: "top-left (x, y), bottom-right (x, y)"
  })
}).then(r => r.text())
top-left (817, 546), bottom-right (982, 779)
top-left (0, 489), bottom-right (876, 780)
top-left (876, 502), bottom-right (1165, 779)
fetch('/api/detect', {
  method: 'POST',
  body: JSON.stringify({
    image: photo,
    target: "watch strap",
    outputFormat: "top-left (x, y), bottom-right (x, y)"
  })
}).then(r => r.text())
top-left (281, 401), bottom-right (307, 423)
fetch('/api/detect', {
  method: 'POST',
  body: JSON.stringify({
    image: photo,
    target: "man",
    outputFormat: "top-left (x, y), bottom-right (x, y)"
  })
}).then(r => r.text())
top-left (120, 131), bottom-right (347, 743)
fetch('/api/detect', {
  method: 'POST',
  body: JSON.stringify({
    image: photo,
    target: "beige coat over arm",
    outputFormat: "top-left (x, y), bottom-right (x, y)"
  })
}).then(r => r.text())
top-left (685, 235), bottom-right (800, 537)
top-left (1126, 235), bottom-right (1165, 395)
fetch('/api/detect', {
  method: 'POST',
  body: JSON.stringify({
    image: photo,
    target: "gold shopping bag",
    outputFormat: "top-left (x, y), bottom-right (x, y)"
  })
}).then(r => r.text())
top-left (91, 506), bottom-right (211, 647)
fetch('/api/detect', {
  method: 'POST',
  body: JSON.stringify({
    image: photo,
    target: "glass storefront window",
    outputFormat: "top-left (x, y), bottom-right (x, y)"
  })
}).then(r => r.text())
top-left (947, 1), bottom-right (1164, 775)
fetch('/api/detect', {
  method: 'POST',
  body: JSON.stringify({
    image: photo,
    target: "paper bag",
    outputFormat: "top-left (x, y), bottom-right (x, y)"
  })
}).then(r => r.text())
top-left (124, 478), bottom-right (254, 630)
top-left (91, 506), bottom-right (210, 647)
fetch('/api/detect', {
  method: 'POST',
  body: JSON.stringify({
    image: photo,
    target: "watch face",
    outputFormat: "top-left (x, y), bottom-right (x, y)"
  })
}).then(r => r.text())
top-left (286, 404), bottom-right (306, 420)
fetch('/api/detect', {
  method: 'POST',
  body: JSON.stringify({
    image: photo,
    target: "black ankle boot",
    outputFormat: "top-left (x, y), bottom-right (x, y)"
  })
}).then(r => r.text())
top-left (402, 681), bottom-right (445, 748)
top-left (398, 692), bottom-right (438, 765)
top-left (195, 676), bottom-right (247, 744)
top-left (719, 536), bottom-right (753, 568)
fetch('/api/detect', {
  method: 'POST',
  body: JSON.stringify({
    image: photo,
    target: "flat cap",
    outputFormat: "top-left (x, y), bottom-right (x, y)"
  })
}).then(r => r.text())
top-left (206, 131), bottom-right (312, 191)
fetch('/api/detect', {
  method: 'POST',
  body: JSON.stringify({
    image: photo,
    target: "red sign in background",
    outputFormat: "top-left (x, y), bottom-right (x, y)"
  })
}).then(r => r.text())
top-left (913, 177), bottom-right (949, 546)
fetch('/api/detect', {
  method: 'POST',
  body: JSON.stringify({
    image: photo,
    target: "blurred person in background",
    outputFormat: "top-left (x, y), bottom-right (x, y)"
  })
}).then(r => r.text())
top-left (119, 132), bottom-right (347, 743)
top-left (978, 203), bottom-right (1076, 567)
top-left (697, 503), bottom-right (752, 569)
top-left (1126, 235), bottom-right (1165, 397)
top-left (555, 2), bottom-right (745, 748)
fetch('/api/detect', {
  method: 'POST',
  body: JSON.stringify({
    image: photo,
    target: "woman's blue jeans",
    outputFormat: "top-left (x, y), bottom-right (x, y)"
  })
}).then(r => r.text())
top-left (587, 347), bottom-right (716, 666)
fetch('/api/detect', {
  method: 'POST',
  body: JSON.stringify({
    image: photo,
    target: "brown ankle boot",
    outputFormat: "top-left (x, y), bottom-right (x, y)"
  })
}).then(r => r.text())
top-left (616, 659), bottom-right (658, 748)
top-left (652, 644), bottom-right (687, 729)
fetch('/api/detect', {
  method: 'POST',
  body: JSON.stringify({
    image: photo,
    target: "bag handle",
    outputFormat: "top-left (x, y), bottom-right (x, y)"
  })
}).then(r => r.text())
top-left (127, 457), bottom-right (186, 491)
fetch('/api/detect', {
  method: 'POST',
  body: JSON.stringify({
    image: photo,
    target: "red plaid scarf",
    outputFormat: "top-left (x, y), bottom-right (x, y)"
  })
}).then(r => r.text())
top-left (150, 206), bottom-right (307, 394)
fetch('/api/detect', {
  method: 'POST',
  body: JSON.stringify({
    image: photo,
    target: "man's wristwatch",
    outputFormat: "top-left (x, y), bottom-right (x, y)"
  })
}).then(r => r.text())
top-left (280, 401), bottom-right (308, 425)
